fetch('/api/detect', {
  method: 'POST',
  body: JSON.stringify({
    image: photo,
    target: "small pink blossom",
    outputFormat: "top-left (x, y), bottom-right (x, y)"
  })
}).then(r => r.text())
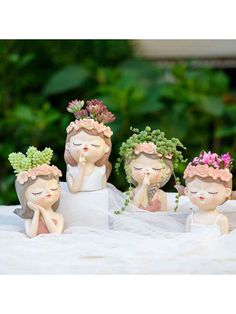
top-left (135, 142), bottom-right (157, 155)
top-left (221, 153), bottom-right (232, 168)
top-left (220, 168), bottom-right (232, 181)
top-left (17, 171), bottom-right (29, 184)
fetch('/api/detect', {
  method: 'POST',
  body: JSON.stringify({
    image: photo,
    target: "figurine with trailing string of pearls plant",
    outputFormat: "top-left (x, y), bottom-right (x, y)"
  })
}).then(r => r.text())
top-left (115, 126), bottom-right (186, 213)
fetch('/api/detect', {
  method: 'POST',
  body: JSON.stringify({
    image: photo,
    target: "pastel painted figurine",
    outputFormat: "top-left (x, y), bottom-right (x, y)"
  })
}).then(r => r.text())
top-left (64, 99), bottom-right (115, 192)
top-left (116, 126), bottom-right (186, 212)
top-left (183, 151), bottom-right (233, 235)
top-left (9, 147), bottom-right (64, 238)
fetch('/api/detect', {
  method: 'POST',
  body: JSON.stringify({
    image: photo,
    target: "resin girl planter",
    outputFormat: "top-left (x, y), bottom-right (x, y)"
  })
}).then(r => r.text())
top-left (64, 99), bottom-right (115, 192)
top-left (183, 151), bottom-right (233, 235)
top-left (9, 147), bottom-right (64, 238)
top-left (115, 126), bottom-right (186, 213)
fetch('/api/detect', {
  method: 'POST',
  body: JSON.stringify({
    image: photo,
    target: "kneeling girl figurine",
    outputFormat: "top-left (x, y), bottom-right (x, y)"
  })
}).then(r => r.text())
top-left (184, 151), bottom-right (233, 235)
top-left (9, 147), bottom-right (64, 238)
top-left (115, 126), bottom-right (186, 213)
top-left (64, 99), bottom-right (115, 192)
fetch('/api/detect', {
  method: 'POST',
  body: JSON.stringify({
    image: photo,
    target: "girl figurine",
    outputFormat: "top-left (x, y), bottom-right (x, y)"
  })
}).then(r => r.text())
top-left (64, 99), bottom-right (115, 192)
top-left (9, 147), bottom-right (64, 238)
top-left (183, 151), bottom-right (233, 235)
top-left (115, 126), bottom-right (186, 212)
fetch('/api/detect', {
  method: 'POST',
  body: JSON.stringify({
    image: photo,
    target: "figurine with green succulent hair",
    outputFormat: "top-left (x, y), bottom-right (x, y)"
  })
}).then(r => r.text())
top-left (9, 147), bottom-right (64, 238)
top-left (115, 126), bottom-right (186, 214)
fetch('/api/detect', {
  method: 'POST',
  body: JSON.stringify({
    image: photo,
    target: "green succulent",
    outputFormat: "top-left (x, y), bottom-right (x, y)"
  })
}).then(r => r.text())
top-left (8, 146), bottom-right (53, 174)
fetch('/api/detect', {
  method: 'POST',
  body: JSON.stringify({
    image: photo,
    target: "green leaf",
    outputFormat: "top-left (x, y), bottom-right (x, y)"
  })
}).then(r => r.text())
top-left (43, 65), bottom-right (89, 96)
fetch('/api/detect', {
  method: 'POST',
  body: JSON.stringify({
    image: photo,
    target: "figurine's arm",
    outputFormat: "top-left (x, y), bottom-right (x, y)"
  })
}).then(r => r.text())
top-left (66, 155), bottom-right (86, 192)
top-left (38, 206), bottom-right (63, 233)
top-left (25, 202), bottom-right (40, 238)
top-left (185, 214), bottom-right (192, 232)
top-left (132, 174), bottom-right (149, 208)
top-left (219, 215), bottom-right (229, 235)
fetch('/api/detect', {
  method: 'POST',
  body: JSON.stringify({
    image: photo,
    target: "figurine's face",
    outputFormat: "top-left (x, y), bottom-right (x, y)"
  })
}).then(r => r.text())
top-left (185, 177), bottom-right (231, 210)
top-left (66, 131), bottom-right (110, 164)
top-left (130, 154), bottom-right (171, 186)
top-left (25, 178), bottom-right (60, 209)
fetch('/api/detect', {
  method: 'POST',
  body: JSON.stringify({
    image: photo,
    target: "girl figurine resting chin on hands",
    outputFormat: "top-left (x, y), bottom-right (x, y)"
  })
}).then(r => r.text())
top-left (9, 147), bottom-right (64, 238)
top-left (182, 151), bottom-right (233, 235)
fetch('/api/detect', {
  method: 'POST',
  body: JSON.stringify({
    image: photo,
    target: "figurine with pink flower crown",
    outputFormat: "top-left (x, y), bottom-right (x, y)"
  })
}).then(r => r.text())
top-left (183, 151), bottom-right (233, 235)
top-left (8, 147), bottom-right (64, 238)
top-left (115, 126), bottom-right (186, 213)
top-left (57, 99), bottom-right (122, 229)
top-left (64, 99), bottom-right (115, 192)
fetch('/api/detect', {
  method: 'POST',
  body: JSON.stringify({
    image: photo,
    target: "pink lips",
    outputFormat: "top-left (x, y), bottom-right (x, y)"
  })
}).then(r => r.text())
top-left (199, 196), bottom-right (205, 200)
top-left (83, 147), bottom-right (89, 152)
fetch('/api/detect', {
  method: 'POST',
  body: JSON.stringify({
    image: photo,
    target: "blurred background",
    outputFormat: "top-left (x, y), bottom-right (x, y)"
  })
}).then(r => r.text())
top-left (1, 40), bottom-right (236, 205)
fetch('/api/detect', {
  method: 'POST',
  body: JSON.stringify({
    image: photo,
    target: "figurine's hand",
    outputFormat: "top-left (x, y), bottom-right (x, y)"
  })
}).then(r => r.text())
top-left (142, 173), bottom-right (150, 187)
top-left (27, 201), bottom-right (40, 212)
top-left (79, 153), bottom-right (86, 167)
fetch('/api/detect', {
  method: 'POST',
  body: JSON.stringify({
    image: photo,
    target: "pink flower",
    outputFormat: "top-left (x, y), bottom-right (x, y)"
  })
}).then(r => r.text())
top-left (221, 153), bottom-right (232, 167)
top-left (135, 142), bottom-right (157, 155)
top-left (195, 164), bottom-right (209, 177)
top-left (66, 121), bottom-right (76, 133)
top-left (17, 171), bottom-right (29, 184)
top-left (220, 168), bottom-right (232, 181)
top-left (103, 127), bottom-right (113, 137)
top-left (184, 165), bottom-right (197, 179)
top-left (80, 118), bottom-right (95, 130)
top-left (16, 164), bottom-right (62, 184)
top-left (208, 167), bottom-right (222, 180)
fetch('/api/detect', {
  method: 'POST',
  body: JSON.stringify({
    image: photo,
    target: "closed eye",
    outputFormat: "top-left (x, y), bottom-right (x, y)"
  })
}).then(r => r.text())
top-left (152, 168), bottom-right (162, 171)
top-left (134, 167), bottom-right (142, 171)
top-left (91, 144), bottom-right (101, 147)
top-left (190, 191), bottom-right (197, 194)
top-left (73, 142), bottom-right (82, 146)
top-left (208, 191), bottom-right (218, 195)
top-left (50, 188), bottom-right (58, 191)
top-left (32, 191), bottom-right (43, 196)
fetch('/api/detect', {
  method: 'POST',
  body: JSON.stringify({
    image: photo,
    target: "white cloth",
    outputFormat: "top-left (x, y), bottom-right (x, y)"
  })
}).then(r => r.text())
top-left (1, 190), bottom-right (236, 274)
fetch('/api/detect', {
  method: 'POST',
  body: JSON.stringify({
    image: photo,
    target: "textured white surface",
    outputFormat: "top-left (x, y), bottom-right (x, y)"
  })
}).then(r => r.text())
top-left (1, 185), bottom-right (236, 274)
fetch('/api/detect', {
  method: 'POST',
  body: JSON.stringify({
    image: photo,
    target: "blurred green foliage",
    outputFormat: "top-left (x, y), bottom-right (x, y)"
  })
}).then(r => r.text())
top-left (0, 40), bottom-right (236, 204)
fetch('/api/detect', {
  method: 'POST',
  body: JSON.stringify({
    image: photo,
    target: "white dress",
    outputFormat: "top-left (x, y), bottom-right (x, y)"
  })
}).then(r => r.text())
top-left (68, 165), bottom-right (106, 191)
top-left (190, 212), bottom-right (222, 236)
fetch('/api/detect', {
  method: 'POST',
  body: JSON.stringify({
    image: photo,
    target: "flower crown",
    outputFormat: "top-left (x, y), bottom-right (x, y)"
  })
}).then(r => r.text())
top-left (8, 146), bottom-right (62, 184)
top-left (115, 126), bottom-right (186, 180)
top-left (66, 99), bottom-right (115, 138)
top-left (184, 151), bottom-right (233, 182)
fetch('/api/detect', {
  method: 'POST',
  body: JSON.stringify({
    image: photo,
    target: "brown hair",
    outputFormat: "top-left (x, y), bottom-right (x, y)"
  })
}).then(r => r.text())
top-left (64, 128), bottom-right (112, 179)
top-left (127, 153), bottom-right (173, 188)
top-left (14, 174), bottom-right (60, 219)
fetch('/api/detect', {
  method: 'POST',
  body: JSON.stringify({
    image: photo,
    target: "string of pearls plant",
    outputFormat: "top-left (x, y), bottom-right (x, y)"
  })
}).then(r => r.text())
top-left (114, 126), bottom-right (187, 214)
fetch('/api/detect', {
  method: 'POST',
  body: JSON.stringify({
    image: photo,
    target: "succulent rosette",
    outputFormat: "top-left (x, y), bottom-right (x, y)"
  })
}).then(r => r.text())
top-left (66, 98), bottom-right (115, 137)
